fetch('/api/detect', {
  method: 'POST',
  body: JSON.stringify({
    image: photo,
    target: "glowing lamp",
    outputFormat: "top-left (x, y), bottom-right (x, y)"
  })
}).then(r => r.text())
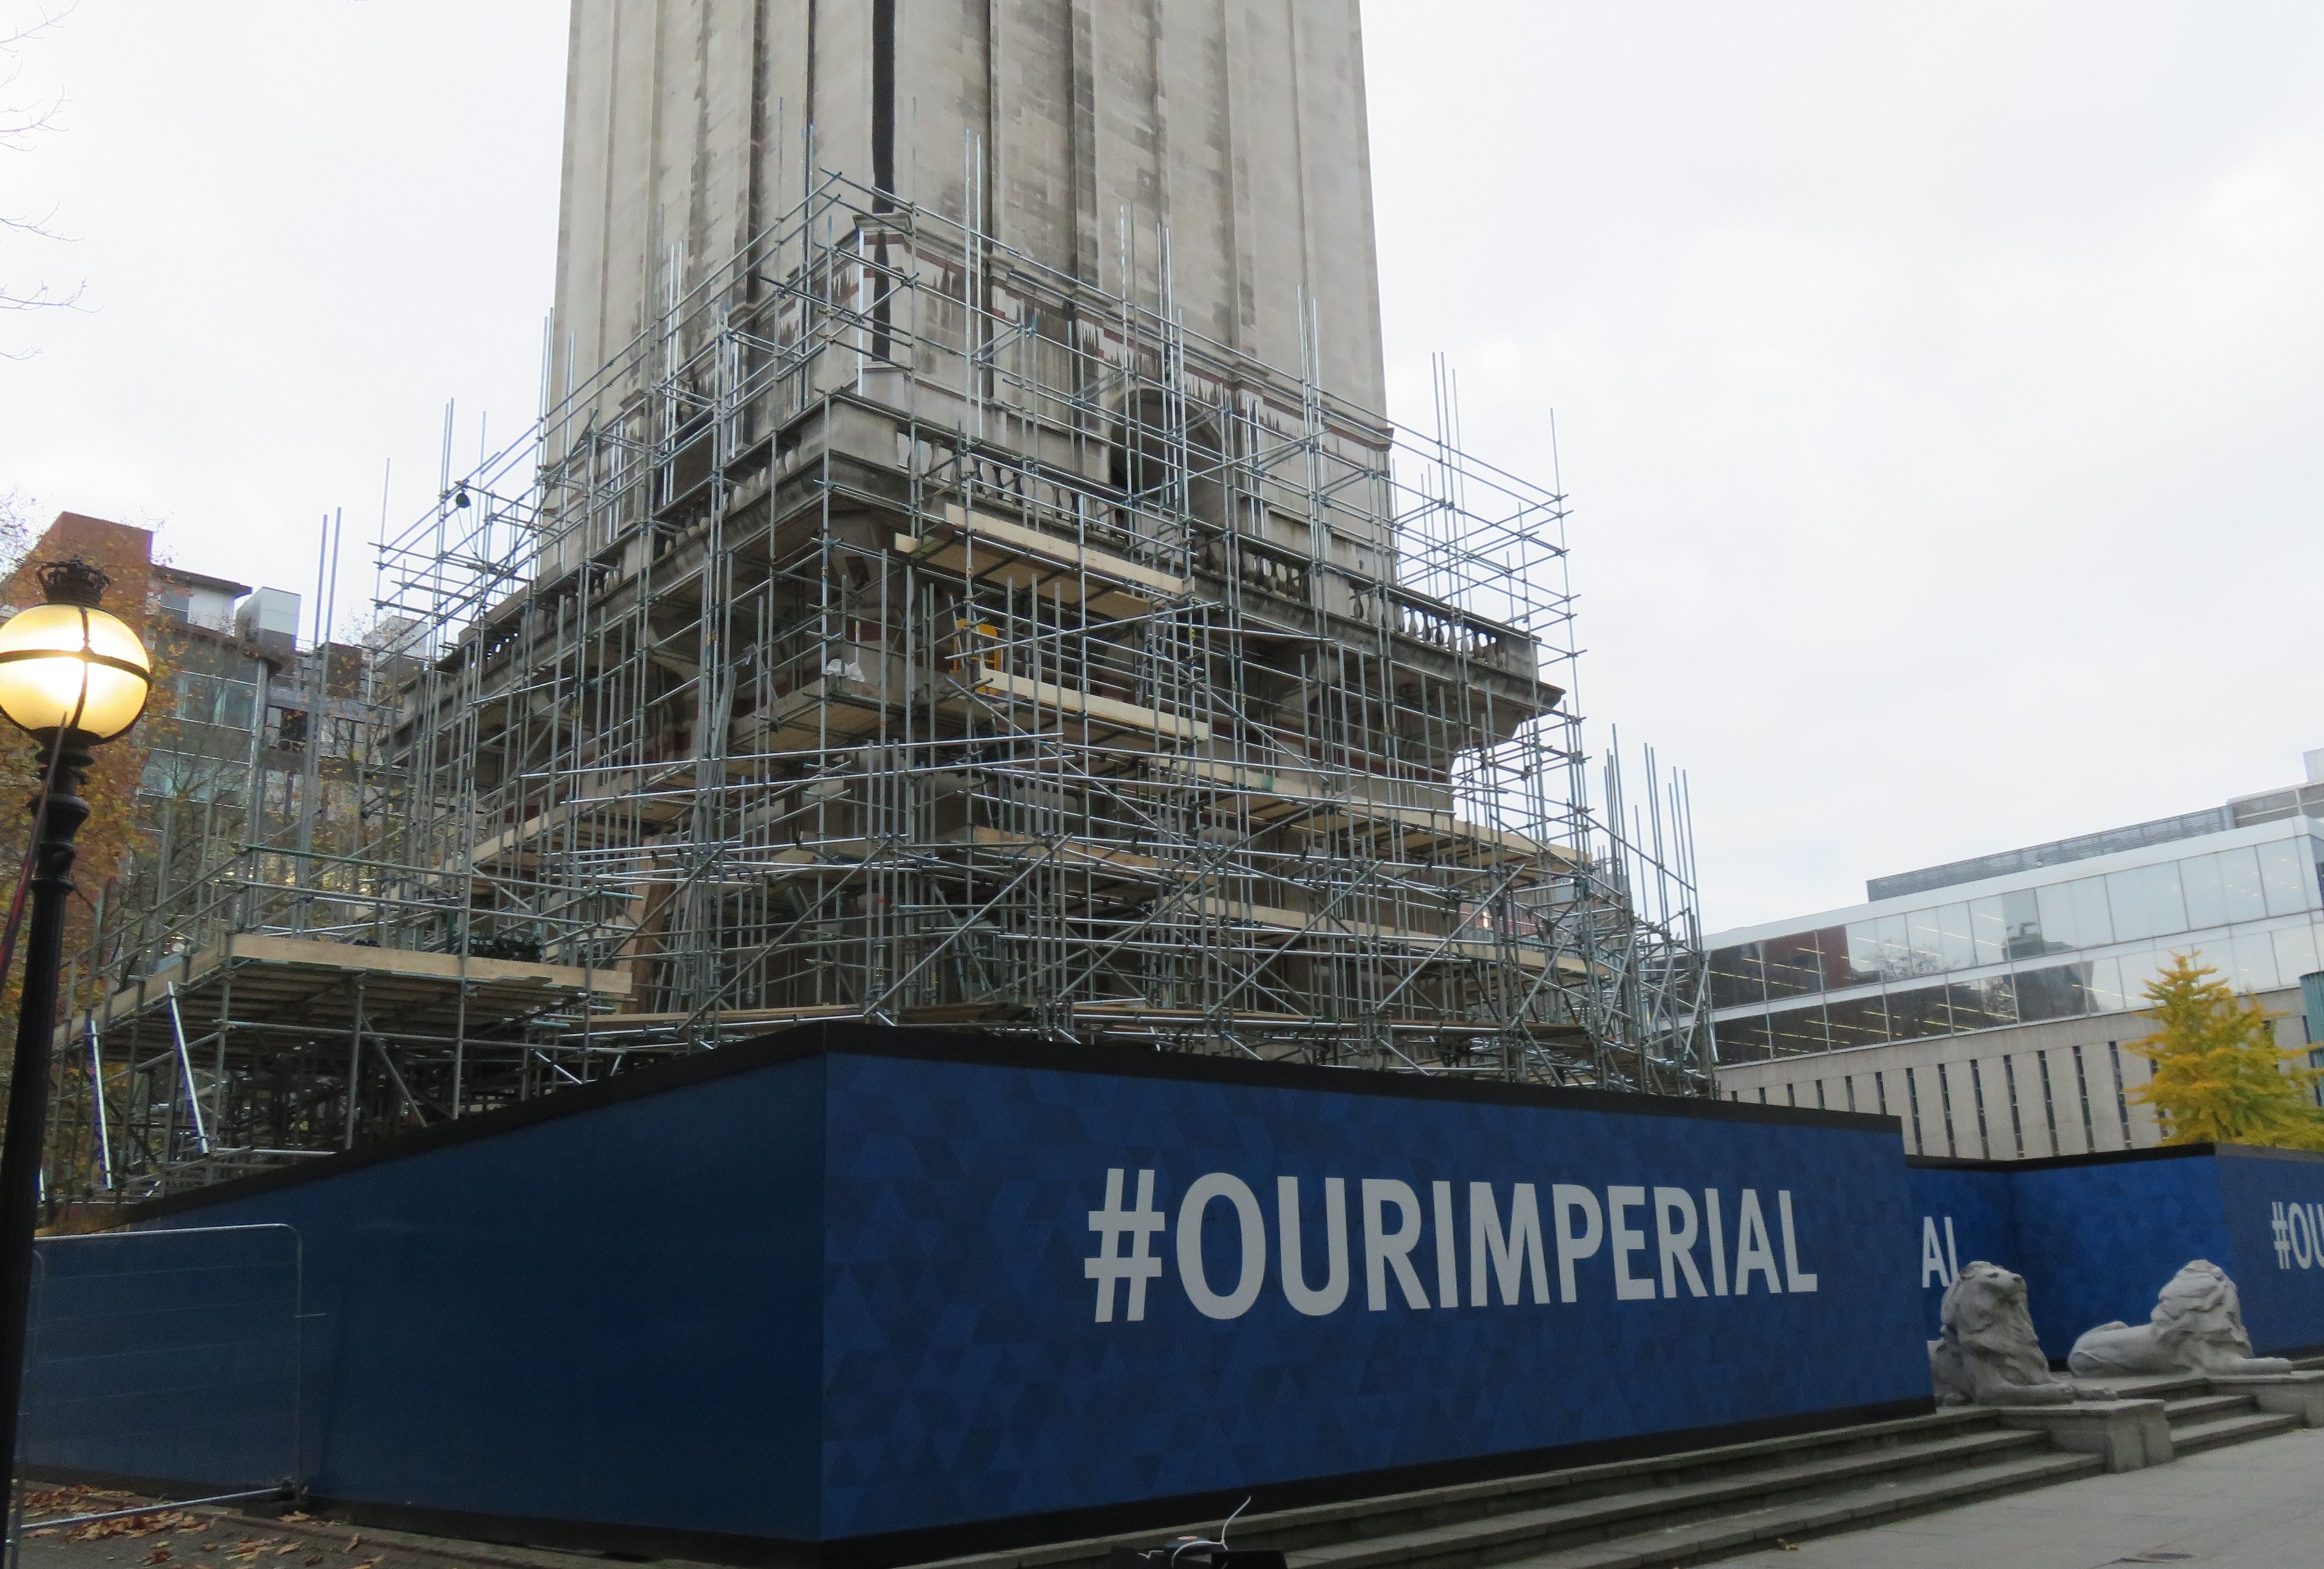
top-left (0, 560), bottom-right (152, 741)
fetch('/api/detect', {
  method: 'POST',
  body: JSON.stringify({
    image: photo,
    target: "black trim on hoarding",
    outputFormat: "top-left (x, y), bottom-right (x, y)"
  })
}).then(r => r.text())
top-left (1908, 1140), bottom-right (2324, 1174)
top-left (36, 1397), bottom-right (1934, 1569)
top-left (129, 1022), bottom-right (1900, 1224)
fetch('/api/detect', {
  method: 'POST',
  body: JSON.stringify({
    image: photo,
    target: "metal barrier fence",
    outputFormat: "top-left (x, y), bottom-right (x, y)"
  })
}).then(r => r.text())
top-left (11, 1224), bottom-right (303, 1545)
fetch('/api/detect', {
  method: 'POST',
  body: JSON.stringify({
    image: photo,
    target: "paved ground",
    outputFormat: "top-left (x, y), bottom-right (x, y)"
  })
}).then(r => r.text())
top-left (1726, 1425), bottom-right (2324, 1568)
top-left (17, 1427), bottom-right (2324, 1569)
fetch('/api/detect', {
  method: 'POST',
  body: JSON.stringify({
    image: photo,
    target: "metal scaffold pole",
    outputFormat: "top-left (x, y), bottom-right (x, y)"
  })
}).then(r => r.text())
top-left (50, 168), bottom-right (1712, 1203)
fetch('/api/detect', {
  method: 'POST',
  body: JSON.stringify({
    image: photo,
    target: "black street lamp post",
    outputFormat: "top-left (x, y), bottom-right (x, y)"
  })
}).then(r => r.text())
top-left (0, 559), bottom-right (151, 1518)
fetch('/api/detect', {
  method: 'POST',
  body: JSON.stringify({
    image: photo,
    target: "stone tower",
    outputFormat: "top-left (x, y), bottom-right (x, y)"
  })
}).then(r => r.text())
top-left (553, 0), bottom-right (1386, 417)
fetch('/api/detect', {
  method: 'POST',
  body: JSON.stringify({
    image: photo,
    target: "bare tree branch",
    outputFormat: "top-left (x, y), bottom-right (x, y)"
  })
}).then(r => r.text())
top-left (0, 0), bottom-right (84, 347)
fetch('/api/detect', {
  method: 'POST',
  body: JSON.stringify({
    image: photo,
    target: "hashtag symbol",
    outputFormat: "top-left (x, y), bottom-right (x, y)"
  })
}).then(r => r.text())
top-left (2273, 1202), bottom-right (2293, 1269)
top-left (1085, 1168), bottom-right (1167, 1323)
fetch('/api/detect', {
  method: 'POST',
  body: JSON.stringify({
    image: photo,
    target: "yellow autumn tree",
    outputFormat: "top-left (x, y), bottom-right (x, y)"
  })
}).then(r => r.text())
top-left (2125, 953), bottom-right (2324, 1150)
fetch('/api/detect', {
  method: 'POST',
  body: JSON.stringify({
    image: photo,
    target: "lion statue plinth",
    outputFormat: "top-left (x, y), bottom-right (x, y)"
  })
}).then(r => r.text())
top-left (2067, 1259), bottom-right (2292, 1378)
top-left (1929, 1261), bottom-right (2099, 1406)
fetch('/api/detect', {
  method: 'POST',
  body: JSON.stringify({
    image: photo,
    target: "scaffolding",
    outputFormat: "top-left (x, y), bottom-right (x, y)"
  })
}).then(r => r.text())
top-left (52, 169), bottom-right (1711, 1201)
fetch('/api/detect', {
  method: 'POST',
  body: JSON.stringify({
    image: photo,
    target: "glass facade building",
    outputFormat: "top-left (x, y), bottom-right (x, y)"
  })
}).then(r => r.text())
top-left (1710, 823), bottom-right (2324, 1065)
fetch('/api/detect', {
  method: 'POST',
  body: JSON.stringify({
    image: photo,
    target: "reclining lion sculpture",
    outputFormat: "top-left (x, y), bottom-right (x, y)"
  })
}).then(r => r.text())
top-left (1929, 1261), bottom-right (2097, 1406)
top-left (2068, 1259), bottom-right (2291, 1377)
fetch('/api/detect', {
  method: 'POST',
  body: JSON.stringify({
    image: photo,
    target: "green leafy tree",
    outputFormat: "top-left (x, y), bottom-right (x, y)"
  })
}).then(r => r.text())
top-left (2125, 953), bottom-right (2324, 1150)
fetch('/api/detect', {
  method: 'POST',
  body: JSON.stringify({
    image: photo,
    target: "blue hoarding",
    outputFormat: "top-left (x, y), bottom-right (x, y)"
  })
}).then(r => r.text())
top-left (2214, 1145), bottom-right (2324, 1354)
top-left (36, 1028), bottom-right (1932, 1560)
top-left (1907, 1144), bottom-right (2324, 1360)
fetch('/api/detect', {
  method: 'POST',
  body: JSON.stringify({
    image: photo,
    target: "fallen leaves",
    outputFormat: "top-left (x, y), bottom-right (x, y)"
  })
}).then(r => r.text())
top-left (60, 1511), bottom-right (204, 1543)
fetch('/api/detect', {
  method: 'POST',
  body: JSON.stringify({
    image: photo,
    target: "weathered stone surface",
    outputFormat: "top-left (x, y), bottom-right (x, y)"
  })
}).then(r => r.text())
top-left (1993, 1398), bottom-right (2176, 1472)
top-left (1930, 1260), bottom-right (2104, 1406)
top-left (2069, 1260), bottom-right (2294, 1377)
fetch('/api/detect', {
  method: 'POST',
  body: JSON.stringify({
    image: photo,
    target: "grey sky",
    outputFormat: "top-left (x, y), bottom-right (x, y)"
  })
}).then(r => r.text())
top-left (4, 2), bottom-right (2320, 931)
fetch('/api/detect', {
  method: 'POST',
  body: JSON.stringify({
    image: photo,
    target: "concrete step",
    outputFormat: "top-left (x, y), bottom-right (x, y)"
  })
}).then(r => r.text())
top-left (2161, 1392), bottom-right (2259, 1422)
top-left (910, 1412), bottom-right (2016, 1569)
top-left (1279, 1428), bottom-right (2054, 1569)
top-left (2170, 1408), bottom-right (2301, 1454)
top-left (2086, 1374), bottom-right (2209, 1402)
top-left (1505, 1449), bottom-right (2107, 1569)
top-left (1136, 1411), bottom-right (2009, 1560)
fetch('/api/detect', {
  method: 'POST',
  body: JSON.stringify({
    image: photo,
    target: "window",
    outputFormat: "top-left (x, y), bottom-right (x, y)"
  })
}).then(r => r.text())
top-left (1874, 1070), bottom-right (1889, 1116)
top-left (1761, 932), bottom-right (1825, 999)
top-left (2037, 883), bottom-right (2080, 951)
top-left (2017, 962), bottom-right (2092, 1023)
top-left (1905, 1067), bottom-right (1925, 1153)
top-left (1948, 976), bottom-right (2017, 1031)
top-left (1825, 995), bottom-right (1889, 1050)
top-left (1708, 944), bottom-right (1766, 1010)
top-left (1936, 903), bottom-right (1976, 971)
top-left (1844, 1077), bottom-right (1858, 1113)
top-left (1969, 1060), bottom-right (1992, 1159)
top-left (1814, 1079), bottom-right (1827, 1110)
top-left (2001, 889), bottom-right (2045, 959)
top-left (2108, 1042), bottom-right (2133, 1148)
top-left (1906, 909), bottom-right (1945, 976)
top-left (2230, 932), bottom-right (2280, 993)
top-left (2259, 839), bottom-right (2312, 916)
top-left (1876, 913), bottom-right (1916, 979)
top-left (1969, 897), bottom-right (2008, 965)
top-left (1888, 984), bottom-right (1950, 1043)
top-left (2037, 1050), bottom-right (2059, 1154)
top-left (2105, 864), bottom-right (2185, 943)
top-left (1936, 1062), bottom-right (1960, 1156)
top-left (2071, 876), bottom-right (2115, 948)
top-left (1716, 1012), bottom-right (1770, 1062)
top-left (2003, 1055), bottom-right (2026, 1158)
top-left (2073, 1044), bottom-right (2096, 1151)
top-left (2086, 956), bottom-right (2128, 1014)
top-left (2273, 925), bottom-right (2320, 986)
top-left (173, 672), bottom-right (257, 730)
top-left (1756, 1086), bottom-right (1767, 1103)
top-left (2182, 852), bottom-right (2228, 930)
top-left (2117, 949), bottom-right (2166, 1003)
top-left (2216, 847), bottom-right (2267, 922)
top-left (1767, 1003), bottom-right (1828, 1055)
top-left (1785, 1083), bottom-right (1797, 1106)
top-left (1842, 922), bottom-right (1886, 986)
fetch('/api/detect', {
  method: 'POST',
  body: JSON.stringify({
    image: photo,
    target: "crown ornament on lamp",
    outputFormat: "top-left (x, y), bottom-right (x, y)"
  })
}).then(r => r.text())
top-left (0, 558), bottom-right (153, 741)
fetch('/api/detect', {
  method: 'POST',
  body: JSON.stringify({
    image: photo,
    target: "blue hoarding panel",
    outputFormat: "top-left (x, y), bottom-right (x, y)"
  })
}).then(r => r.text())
top-left (1903, 1166), bottom-right (2019, 1336)
top-left (25, 1225), bottom-right (301, 1490)
top-left (1910, 1147), bottom-right (2324, 1361)
top-left (2213, 1147), bottom-right (2324, 1353)
top-left (2009, 1156), bottom-right (2232, 1359)
top-left (29, 1031), bottom-right (1932, 1555)
top-left (818, 1049), bottom-right (1928, 1540)
top-left (95, 1053), bottom-right (832, 1541)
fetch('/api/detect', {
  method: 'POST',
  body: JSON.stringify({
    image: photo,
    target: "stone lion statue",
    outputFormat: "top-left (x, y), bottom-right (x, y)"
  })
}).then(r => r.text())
top-left (2067, 1259), bottom-right (2293, 1377)
top-left (1929, 1261), bottom-right (2097, 1406)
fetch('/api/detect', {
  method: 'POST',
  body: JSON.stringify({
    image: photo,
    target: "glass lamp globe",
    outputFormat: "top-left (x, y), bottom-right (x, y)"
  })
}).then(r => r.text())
top-left (0, 563), bottom-right (153, 742)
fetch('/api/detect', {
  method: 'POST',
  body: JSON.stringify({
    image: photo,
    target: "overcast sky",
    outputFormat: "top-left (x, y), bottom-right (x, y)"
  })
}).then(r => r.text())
top-left (3, 3), bottom-right (2321, 932)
